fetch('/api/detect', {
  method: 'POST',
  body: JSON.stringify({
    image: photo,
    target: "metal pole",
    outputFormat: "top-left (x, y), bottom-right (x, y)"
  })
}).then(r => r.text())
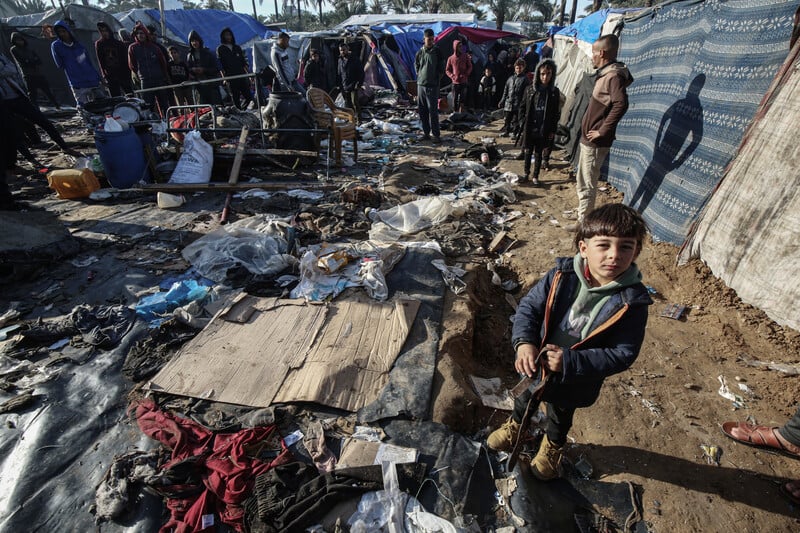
top-left (252, 0), bottom-right (258, 20)
top-left (158, 0), bottom-right (167, 46)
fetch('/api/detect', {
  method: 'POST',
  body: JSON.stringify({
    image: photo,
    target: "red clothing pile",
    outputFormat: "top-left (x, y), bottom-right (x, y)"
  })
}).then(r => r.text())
top-left (133, 399), bottom-right (290, 532)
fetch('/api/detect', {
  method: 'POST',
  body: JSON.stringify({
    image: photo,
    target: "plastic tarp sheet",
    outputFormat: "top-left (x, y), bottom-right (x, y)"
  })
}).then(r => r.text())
top-left (2, 4), bottom-right (121, 32)
top-left (554, 8), bottom-right (629, 44)
top-left (435, 26), bottom-right (525, 45)
top-left (373, 22), bottom-right (466, 82)
top-left (146, 8), bottom-right (265, 59)
top-left (682, 44), bottom-right (800, 332)
top-left (607, 0), bottom-right (798, 244)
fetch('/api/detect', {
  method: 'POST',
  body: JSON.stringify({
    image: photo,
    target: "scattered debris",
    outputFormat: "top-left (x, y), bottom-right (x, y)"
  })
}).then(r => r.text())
top-left (700, 444), bottom-right (722, 466)
top-left (660, 303), bottom-right (687, 320)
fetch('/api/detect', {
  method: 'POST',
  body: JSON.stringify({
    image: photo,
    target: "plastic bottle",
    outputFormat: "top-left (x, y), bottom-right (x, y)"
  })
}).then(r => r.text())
top-left (104, 115), bottom-right (123, 132)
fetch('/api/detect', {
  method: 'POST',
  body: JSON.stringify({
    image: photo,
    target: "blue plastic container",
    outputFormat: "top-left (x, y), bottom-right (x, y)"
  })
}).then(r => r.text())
top-left (94, 127), bottom-right (148, 188)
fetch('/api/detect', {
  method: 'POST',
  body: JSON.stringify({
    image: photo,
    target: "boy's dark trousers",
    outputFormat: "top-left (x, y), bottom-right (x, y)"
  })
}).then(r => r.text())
top-left (512, 384), bottom-right (576, 447)
top-left (482, 93), bottom-right (493, 113)
top-left (503, 110), bottom-right (518, 135)
top-left (523, 136), bottom-right (549, 180)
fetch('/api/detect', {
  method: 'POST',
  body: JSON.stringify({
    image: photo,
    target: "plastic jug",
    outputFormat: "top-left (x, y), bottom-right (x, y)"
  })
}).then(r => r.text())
top-left (47, 168), bottom-right (101, 199)
top-left (104, 115), bottom-right (123, 132)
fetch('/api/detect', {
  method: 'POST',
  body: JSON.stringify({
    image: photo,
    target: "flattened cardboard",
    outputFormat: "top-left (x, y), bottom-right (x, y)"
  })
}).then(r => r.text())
top-left (148, 296), bottom-right (327, 407)
top-left (273, 297), bottom-right (420, 411)
top-left (337, 438), bottom-right (418, 469)
top-left (148, 295), bottom-right (419, 412)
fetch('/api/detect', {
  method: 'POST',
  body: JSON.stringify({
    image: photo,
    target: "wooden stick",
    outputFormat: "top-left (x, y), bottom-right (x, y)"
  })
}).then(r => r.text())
top-left (221, 126), bottom-right (249, 224)
top-left (140, 182), bottom-right (334, 192)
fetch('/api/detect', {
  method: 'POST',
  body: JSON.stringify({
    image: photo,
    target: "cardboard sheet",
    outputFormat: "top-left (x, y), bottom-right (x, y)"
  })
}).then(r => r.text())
top-left (273, 296), bottom-right (420, 411)
top-left (149, 294), bottom-right (419, 411)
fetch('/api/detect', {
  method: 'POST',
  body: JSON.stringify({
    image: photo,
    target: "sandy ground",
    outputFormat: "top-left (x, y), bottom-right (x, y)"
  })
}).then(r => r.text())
top-left (432, 124), bottom-right (800, 532)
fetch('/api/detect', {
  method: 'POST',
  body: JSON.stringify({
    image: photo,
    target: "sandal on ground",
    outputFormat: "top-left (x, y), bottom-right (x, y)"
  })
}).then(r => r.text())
top-left (780, 480), bottom-right (800, 506)
top-left (721, 422), bottom-right (800, 458)
top-left (531, 178), bottom-right (541, 186)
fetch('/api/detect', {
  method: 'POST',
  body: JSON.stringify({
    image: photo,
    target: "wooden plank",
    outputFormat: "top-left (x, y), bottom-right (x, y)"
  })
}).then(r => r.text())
top-left (139, 182), bottom-right (334, 192)
top-left (215, 148), bottom-right (319, 158)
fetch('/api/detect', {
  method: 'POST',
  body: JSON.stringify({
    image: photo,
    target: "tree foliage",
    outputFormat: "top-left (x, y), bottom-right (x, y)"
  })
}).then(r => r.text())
top-left (7, 0), bottom-right (50, 15)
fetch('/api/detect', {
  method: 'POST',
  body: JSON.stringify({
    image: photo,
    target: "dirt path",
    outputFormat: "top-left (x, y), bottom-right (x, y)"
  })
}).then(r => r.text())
top-left (434, 126), bottom-right (800, 531)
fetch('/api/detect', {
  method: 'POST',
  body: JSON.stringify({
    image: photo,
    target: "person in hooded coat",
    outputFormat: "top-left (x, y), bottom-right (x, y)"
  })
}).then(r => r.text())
top-left (217, 27), bottom-right (251, 109)
top-left (519, 59), bottom-right (561, 185)
top-left (50, 19), bottom-right (105, 106)
top-left (10, 32), bottom-right (60, 109)
top-left (445, 39), bottom-right (472, 113)
top-left (186, 30), bottom-right (220, 105)
top-left (95, 21), bottom-right (132, 97)
top-left (128, 23), bottom-right (171, 116)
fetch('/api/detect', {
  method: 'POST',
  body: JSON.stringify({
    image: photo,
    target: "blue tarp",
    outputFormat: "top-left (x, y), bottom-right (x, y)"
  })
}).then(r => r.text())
top-left (607, 0), bottom-right (797, 244)
top-left (373, 22), bottom-right (470, 81)
top-left (144, 8), bottom-right (267, 52)
top-left (555, 8), bottom-right (634, 43)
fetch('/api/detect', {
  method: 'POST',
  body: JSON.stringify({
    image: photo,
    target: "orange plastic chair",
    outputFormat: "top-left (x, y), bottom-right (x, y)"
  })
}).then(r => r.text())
top-left (306, 87), bottom-right (358, 166)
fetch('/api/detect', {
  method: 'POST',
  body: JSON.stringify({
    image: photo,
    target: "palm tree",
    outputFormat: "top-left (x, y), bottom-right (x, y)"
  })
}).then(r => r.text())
top-left (314, 0), bottom-right (325, 21)
top-left (7, 0), bottom-right (49, 15)
top-left (516, 0), bottom-right (554, 23)
top-left (388, 0), bottom-right (417, 14)
top-left (329, 0), bottom-right (366, 19)
top-left (482, 0), bottom-right (515, 30)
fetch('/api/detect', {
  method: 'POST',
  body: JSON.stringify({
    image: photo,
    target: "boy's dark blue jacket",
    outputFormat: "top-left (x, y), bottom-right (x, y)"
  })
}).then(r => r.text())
top-left (512, 256), bottom-right (652, 407)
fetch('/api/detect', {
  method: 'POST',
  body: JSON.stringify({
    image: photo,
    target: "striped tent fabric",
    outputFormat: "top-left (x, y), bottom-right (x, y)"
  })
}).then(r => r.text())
top-left (607, 0), bottom-right (796, 243)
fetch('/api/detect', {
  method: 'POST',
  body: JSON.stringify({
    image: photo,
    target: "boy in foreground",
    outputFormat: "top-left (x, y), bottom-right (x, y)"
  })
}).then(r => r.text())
top-left (488, 203), bottom-right (652, 479)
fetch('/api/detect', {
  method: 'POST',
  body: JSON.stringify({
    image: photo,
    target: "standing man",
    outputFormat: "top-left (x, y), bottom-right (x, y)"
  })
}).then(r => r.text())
top-left (568, 34), bottom-right (633, 230)
top-left (414, 28), bottom-right (445, 144)
top-left (271, 32), bottom-right (303, 94)
top-left (10, 32), bottom-right (60, 109)
top-left (50, 19), bottom-right (105, 106)
top-left (445, 39), bottom-right (472, 113)
top-left (337, 42), bottom-right (364, 122)
top-left (217, 27), bottom-right (252, 109)
top-left (186, 30), bottom-right (220, 106)
top-left (303, 48), bottom-right (326, 91)
top-left (128, 23), bottom-right (171, 116)
top-left (95, 21), bottom-right (133, 97)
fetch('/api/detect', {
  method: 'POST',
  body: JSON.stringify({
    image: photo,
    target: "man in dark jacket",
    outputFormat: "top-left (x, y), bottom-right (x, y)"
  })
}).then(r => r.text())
top-left (187, 30), bottom-right (220, 106)
top-left (128, 23), bottom-right (171, 116)
top-left (10, 32), bottom-right (60, 109)
top-left (303, 48), bottom-right (326, 91)
top-left (570, 34), bottom-right (633, 228)
top-left (337, 42), bottom-right (364, 121)
top-left (217, 27), bottom-right (251, 109)
top-left (414, 28), bottom-right (445, 143)
top-left (95, 21), bottom-right (132, 97)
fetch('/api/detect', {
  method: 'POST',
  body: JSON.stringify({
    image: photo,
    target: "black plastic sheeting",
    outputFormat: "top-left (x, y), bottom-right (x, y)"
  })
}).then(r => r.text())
top-left (0, 320), bottom-right (164, 532)
top-left (359, 246), bottom-right (445, 423)
top-left (508, 465), bottom-right (648, 532)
